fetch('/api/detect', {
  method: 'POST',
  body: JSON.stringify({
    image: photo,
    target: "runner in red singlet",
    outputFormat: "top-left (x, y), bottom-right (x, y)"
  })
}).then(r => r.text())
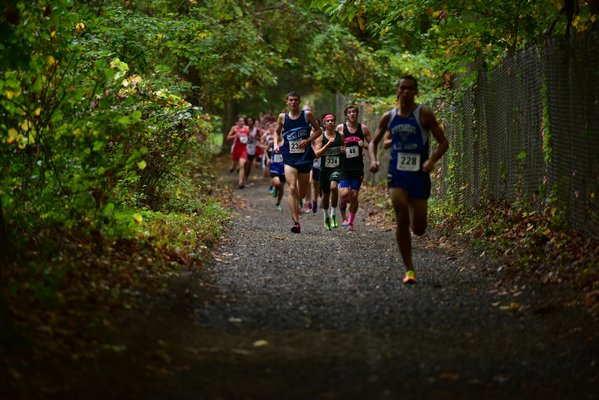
top-left (226, 116), bottom-right (250, 189)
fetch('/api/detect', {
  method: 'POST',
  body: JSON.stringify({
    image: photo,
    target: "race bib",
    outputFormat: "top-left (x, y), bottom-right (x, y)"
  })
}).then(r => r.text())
top-left (289, 140), bottom-right (305, 154)
top-left (239, 135), bottom-right (248, 144)
top-left (325, 156), bottom-right (340, 168)
top-left (345, 146), bottom-right (360, 158)
top-left (396, 153), bottom-right (421, 171)
top-left (313, 158), bottom-right (321, 168)
top-left (247, 141), bottom-right (257, 154)
top-left (273, 154), bottom-right (283, 163)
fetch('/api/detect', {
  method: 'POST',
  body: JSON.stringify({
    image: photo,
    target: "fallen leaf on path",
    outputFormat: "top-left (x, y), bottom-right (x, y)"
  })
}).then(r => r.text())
top-left (103, 344), bottom-right (127, 352)
top-left (438, 371), bottom-right (460, 381)
top-left (499, 302), bottom-right (520, 311)
top-left (231, 349), bottom-right (253, 355)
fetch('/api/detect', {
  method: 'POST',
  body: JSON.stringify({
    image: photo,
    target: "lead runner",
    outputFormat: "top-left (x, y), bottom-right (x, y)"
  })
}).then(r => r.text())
top-left (368, 75), bottom-right (449, 284)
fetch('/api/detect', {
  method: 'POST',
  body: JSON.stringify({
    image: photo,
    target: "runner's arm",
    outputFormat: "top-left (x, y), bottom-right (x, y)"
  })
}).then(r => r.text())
top-left (274, 113), bottom-right (284, 152)
top-left (226, 126), bottom-right (236, 142)
top-left (421, 107), bottom-right (449, 173)
top-left (368, 112), bottom-right (391, 173)
top-left (302, 111), bottom-right (322, 148)
top-left (361, 124), bottom-right (372, 149)
top-left (313, 134), bottom-right (330, 158)
top-left (383, 131), bottom-right (392, 149)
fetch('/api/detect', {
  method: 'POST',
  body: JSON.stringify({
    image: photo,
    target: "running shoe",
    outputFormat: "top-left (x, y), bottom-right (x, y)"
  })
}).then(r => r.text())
top-left (275, 204), bottom-right (282, 211)
top-left (403, 270), bottom-right (416, 284)
top-left (341, 219), bottom-right (349, 227)
top-left (291, 221), bottom-right (301, 233)
top-left (347, 223), bottom-right (354, 232)
top-left (304, 202), bottom-right (312, 213)
top-left (331, 215), bottom-right (339, 228)
top-left (268, 186), bottom-right (274, 194)
top-left (238, 184), bottom-right (245, 189)
top-left (272, 187), bottom-right (279, 198)
top-left (324, 217), bottom-right (332, 231)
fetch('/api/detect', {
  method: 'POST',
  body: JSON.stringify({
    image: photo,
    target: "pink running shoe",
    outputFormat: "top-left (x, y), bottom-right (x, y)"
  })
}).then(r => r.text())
top-left (291, 221), bottom-right (301, 233)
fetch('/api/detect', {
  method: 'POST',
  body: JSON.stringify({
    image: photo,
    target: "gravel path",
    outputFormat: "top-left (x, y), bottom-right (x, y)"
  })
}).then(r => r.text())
top-left (187, 168), bottom-right (599, 399)
top-left (58, 165), bottom-right (599, 400)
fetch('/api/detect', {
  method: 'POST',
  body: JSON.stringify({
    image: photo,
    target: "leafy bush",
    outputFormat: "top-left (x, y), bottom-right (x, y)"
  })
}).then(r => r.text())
top-left (0, 2), bottom-right (222, 249)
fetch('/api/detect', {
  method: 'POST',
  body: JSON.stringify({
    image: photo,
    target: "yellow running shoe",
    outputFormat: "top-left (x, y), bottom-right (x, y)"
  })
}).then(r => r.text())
top-left (403, 270), bottom-right (416, 284)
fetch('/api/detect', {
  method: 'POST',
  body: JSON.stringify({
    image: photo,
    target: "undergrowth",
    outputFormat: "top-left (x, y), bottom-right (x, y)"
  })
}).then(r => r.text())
top-left (0, 156), bottom-right (232, 369)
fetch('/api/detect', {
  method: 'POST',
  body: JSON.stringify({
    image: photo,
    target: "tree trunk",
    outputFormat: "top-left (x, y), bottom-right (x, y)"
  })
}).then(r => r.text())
top-left (0, 201), bottom-right (8, 258)
top-left (221, 99), bottom-right (236, 154)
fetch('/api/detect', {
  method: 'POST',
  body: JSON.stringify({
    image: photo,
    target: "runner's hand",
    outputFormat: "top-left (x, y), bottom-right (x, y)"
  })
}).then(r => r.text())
top-left (422, 159), bottom-right (434, 173)
top-left (299, 139), bottom-right (310, 149)
top-left (370, 161), bottom-right (380, 174)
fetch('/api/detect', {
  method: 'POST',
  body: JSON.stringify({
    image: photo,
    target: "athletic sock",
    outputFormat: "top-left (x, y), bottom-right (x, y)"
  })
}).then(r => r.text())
top-left (330, 207), bottom-right (336, 217)
top-left (348, 212), bottom-right (356, 225)
top-left (322, 208), bottom-right (329, 219)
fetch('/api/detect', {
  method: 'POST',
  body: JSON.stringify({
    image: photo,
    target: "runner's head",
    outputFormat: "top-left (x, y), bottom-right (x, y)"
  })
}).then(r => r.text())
top-left (286, 91), bottom-right (301, 100)
top-left (397, 75), bottom-right (419, 99)
top-left (344, 105), bottom-right (359, 122)
top-left (286, 91), bottom-right (301, 111)
top-left (322, 113), bottom-right (336, 128)
top-left (344, 105), bottom-right (358, 116)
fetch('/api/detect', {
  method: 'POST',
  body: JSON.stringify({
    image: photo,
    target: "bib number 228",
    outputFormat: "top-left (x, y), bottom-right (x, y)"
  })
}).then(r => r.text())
top-left (396, 153), bottom-right (421, 172)
top-left (289, 140), bottom-right (305, 154)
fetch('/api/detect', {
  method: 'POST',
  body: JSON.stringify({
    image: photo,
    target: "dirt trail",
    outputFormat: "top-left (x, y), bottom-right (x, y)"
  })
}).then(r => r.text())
top-left (29, 165), bottom-right (599, 399)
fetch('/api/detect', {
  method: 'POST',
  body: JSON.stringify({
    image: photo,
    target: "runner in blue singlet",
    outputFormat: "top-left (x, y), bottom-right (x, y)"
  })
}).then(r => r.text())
top-left (368, 75), bottom-right (449, 284)
top-left (266, 129), bottom-right (285, 211)
top-left (274, 91), bottom-right (322, 233)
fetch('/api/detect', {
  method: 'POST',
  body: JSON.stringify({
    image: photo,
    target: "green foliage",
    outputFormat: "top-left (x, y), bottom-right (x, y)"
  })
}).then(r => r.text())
top-left (0, 1), bottom-right (223, 250)
top-left (305, 0), bottom-right (598, 94)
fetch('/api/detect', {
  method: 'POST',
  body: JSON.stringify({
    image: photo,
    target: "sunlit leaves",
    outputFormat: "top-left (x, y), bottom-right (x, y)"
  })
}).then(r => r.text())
top-left (304, 0), bottom-right (598, 90)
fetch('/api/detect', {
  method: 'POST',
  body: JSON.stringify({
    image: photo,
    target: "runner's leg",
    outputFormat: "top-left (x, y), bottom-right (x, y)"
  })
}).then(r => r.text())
top-left (284, 165), bottom-right (300, 223)
top-left (409, 199), bottom-right (428, 236)
top-left (390, 188), bottom-right (414, 271)
top-left (238, 158), bottom-right (247, 187)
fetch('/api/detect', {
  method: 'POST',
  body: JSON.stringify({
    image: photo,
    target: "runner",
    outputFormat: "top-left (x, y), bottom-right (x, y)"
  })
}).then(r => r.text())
top-left (274, 91), bottom-right (322, 233)
top-left (226, 116), bottom-right (249, 189)
top-left (314, 113), bottom-right (344, 230)
top-left (310, 157), bottom-right (321, 214)
top-left (265, 129), bottom-right (285, 211)
top-left (368, 75), bottom-right (449, 284)
top-left (336, 105), bottom-right (373, 231)
top-left (260, 121), bottom-right (276, 191)
top-left (244, 116), bottom-right (261, 183)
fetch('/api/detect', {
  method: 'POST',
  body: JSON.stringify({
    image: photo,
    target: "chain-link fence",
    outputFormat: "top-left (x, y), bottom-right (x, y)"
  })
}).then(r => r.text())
top-left (326, 32), bottom-right (598, 237)
top-left (436, 32), bottom-right (599, 236)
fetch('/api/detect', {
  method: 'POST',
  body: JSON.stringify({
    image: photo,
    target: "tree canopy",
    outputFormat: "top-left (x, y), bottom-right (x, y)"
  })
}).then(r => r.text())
top-left (1, 0), bottom-right (597, 246)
